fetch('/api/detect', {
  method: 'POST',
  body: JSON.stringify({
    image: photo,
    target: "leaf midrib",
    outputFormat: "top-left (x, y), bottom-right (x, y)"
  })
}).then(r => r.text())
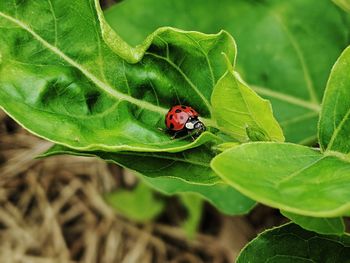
top-left (0, 11), bottom-right (168, 115)
top-left (145, 52), bottom-right (213, 113)
top-left (252, 86), bottom-right (321, 112)
top-left (326, 102), bottom-right (350, 152)
top-left (271, 10), bottom-right (320, 104)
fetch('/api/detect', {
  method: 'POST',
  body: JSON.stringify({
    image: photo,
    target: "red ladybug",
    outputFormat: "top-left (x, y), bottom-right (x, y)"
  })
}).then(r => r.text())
top-left (165, 105), bottom-right (205, 138)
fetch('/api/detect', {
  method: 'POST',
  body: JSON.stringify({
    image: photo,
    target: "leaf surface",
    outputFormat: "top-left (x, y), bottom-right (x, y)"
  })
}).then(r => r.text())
top-left (211, 142), bottom-right (350, 217)
top-left (319, 46), bottom-right (350, 154)
top-left (237, 223), bottom-right (350, 263)
top-left (105, 0), bottom-right (350, 143)
top-left (42, 144), bottom-right (256, 215)
top-left (281, 211), bottom-right (345, 236)
top-left (0, 0), bottom-right (237, 152)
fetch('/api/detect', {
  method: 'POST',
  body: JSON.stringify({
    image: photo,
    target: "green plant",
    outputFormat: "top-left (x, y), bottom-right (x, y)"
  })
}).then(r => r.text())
top-left (1, 0), bottom-right (350, 260)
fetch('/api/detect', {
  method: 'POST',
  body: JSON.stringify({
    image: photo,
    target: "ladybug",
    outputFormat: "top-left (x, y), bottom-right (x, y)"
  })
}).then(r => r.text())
top-left (165, 105), bottom-right (206, 138)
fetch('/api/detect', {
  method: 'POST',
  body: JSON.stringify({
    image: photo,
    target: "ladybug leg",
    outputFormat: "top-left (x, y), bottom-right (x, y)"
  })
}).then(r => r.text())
top-left (171, 129), bottom-right (188, 139)
top-left (187, 130), bottom-right (196, 141)
top-left (171, 131), bottom-right (181, 139)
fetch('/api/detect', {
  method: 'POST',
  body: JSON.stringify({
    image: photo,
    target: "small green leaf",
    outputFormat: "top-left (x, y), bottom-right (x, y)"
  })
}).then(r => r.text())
top-left (237, 223), bottom-right (350, 262)
top-left (211, 70), bottom-right (284, 142)
top-left (42, 144), bottom-right (256, 215)
top-left (246, 125), bottom-right (271, 142)
top-left (211, 142), bottom-right (350, 217)
top-left (105, 182), bottom-right (164, 222)
top-left (281, 211), bottom-right (345, 236)
top-left (179, 194), bottom-right (203, 239)
top-left (319, 46), bottom-right (350, 154)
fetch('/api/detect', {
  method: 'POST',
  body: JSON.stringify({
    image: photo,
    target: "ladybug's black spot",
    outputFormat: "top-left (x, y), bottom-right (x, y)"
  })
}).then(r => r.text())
top-left (169, 123), bottom-right (174, 129)
top-left (169, 114), bottom-right (173, 120)
top-left (181, 106), bottom-right (187, 109)
top-left (175, 109), bottom-right (181, 113)
top-left (180, 116), bottom-right (184, 120)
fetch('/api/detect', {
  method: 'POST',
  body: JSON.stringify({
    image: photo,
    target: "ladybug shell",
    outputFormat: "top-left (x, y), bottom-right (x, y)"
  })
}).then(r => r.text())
top-left (165, 105), bottom-right (199, 131)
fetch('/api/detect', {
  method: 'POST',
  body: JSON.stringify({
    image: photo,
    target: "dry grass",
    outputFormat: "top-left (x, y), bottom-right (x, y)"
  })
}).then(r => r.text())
top-left (0, 111), bottom-right (259, 262)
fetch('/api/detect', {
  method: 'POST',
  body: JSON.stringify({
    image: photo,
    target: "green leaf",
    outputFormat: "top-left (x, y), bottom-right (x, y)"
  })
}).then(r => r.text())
top-left (237, 223), bottom-right (350, 262)
top-left (211, 69), bottom-right (284, 142)
top-left (105, 181), bottom-right (164, 222)
top-left (179, 194), bottom-right (203, 239)
top-left (141, 176), bottom-right (255, 215)
top-left (105, 0), bottom-right (350, 143)
top-left (319, 46), bottom-right (350, 154)
top-left (42, 144), bottom-right (256, 215)
top-left (0, 0), bottom-right (236, 153)
top-left (211, 142), bottom-right (350, 217)
top-left (281, 211), bottom-right (345, 236)
top-left (333, 0), bottom-right (350, 13)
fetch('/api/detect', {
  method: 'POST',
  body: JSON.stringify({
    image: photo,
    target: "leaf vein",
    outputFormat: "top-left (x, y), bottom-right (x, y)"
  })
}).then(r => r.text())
top-left (0, 11), bottom-right (168, 116)
top-left (146, 52), bottom-right (212, 113)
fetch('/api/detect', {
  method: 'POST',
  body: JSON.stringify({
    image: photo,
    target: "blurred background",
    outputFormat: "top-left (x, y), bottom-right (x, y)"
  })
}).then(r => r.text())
top-left (1, 0), bottom-right (349, 262)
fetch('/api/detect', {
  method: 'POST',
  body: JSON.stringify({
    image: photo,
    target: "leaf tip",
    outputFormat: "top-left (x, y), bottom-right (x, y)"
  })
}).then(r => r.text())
top-left (221, 51), bottom-right (235, 73)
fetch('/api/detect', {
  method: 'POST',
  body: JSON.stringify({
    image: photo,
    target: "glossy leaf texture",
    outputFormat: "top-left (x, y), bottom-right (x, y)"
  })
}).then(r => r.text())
top-left (237, 223), bottom-right (350, 263)
top-left (42, 144), bottom-right (256, 215)
top-left (0, 0), bottom-right (238, 153)
top-left (211, 142), bottom-right (350, 217)
top-left (211, 70), bottom-right (284, 142)
top-left (105, 0), bottom-right (350, 144)
top-left (281, 211), bottom-right (345, 236)
top-left (319, 46), bottom-right (350, 154)
top-left (105, 182), bottom-right (164, 222)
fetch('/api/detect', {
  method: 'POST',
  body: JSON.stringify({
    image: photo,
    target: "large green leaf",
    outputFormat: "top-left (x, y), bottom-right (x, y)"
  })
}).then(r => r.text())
top-left (237, 223), bottom-right (350, 262)
top-left (0, 0), bottom-right (238, 153)
top-left (105, 0), bottom-right (350, 143)
top-left (211, 142), bottom-right (350, 217)
top-left (281, 211), bottom-right (345, 236)
top-left (42, 144), bottom-right (256, 215)
top-left (319, 46), bottom-right (350, 154)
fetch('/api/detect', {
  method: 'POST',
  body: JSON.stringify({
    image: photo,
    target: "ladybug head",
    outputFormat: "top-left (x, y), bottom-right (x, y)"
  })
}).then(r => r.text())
top-left (185, 117), bottom-right (206, 132)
